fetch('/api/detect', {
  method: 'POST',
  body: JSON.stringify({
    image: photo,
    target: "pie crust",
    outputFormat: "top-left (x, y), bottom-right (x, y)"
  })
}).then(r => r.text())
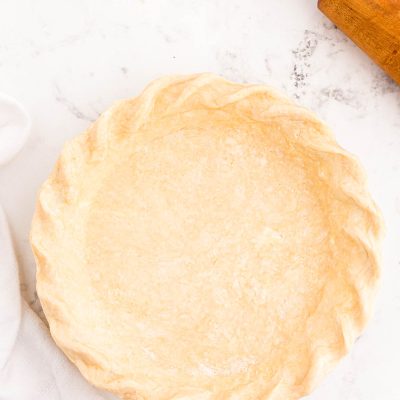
top-left (31, 74), bottom-right (383, 400)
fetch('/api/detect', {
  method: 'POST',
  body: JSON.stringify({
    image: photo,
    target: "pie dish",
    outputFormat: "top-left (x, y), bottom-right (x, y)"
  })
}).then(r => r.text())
top-left (31, 74), bottom-right (383, 400)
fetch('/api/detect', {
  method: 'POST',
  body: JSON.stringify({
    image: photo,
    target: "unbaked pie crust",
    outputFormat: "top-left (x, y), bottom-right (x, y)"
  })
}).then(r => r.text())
top-left (31, 74), bottom-right (383, 400)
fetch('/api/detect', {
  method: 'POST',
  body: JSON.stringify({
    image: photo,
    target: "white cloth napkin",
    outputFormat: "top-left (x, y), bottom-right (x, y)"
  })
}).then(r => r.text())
top-left (0, 94), bottom-right (115, 400)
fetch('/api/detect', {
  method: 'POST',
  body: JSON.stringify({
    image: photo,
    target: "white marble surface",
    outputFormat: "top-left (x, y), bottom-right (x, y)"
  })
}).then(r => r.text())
top-left (0, 0), bottom-right (399, 398)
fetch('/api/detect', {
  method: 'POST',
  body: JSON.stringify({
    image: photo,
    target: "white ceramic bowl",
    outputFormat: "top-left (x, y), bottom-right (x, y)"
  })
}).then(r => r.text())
top-left (0, 93), bottom-right (31, 166)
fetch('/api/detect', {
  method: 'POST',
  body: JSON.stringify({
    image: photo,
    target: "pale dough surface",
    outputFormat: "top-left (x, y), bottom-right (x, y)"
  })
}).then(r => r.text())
top-left (31, 74), bottom-right (383, 400)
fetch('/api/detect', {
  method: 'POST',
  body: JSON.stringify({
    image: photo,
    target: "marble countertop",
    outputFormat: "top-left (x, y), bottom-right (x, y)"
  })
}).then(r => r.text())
top-left (1, 0), bottom-right (399, 398)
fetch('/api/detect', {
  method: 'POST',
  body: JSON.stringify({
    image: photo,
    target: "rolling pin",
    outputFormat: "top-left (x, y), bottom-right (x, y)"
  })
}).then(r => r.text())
top-left (318, 0), bottom-right (400, 84)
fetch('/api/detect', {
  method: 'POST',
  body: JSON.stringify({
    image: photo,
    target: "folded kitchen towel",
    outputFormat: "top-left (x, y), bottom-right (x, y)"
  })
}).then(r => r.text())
top-left (0, 94), bottom-right (115, 400)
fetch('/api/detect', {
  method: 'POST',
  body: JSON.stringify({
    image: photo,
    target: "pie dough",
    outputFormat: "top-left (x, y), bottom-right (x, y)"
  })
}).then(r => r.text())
top-left (31, 74), bottom-right (383, 400)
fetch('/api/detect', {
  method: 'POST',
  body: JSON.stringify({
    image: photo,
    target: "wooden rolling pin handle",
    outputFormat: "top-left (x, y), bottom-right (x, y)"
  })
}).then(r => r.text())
top-left (318, 0), bottom-right (400, 84)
